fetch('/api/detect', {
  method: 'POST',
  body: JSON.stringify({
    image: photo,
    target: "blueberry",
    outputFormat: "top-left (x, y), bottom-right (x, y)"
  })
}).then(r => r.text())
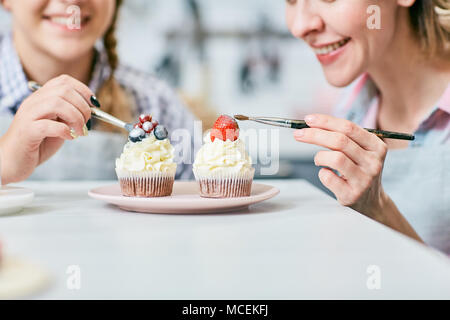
top-left (129, 128), bottom-right (146, 143)
top-left (154, 125), bottom-right (169, 140)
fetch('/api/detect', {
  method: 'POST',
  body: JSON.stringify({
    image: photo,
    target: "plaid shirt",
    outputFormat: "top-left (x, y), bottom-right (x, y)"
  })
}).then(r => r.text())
top-left (0, 32), bottom-right (196, 180)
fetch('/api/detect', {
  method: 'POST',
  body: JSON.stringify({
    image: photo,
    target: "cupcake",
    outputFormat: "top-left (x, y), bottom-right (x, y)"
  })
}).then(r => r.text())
top-left (193, 115), bottom-right (255, 198)
top-left (115, 114), bottom-right (177, 197)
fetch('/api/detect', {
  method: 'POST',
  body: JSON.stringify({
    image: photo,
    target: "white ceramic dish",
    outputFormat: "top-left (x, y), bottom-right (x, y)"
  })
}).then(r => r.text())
top-left (0, 187), bottom-right (34, 216)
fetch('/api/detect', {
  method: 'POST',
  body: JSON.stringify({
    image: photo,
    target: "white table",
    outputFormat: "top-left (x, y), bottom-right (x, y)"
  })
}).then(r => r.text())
top-left (1, 180), bottom-right (449, 299)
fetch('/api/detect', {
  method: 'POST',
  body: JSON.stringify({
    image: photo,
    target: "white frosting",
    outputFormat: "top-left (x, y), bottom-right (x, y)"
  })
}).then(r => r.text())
top-left (115, 134), bottom-right (177, 173)
top-left (193, 133), bottom-right (253, 176)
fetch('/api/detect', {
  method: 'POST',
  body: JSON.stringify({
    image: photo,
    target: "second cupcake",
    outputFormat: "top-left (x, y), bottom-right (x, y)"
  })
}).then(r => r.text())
top-left (193, 115), bottom-right (255, 198)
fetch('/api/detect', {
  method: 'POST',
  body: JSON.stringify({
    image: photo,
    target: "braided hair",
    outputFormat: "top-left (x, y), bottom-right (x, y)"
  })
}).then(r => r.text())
top-left (96, 0), bottom-right (134, 133)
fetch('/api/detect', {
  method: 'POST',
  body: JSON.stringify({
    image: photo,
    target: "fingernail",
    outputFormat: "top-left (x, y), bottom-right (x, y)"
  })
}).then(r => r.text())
top-left (305, 115), bottom-right (316, 124)
top-left (70, 128), bottom-right (78, 139)
top-left (83, 124), bottom-right (89, 136)
top-left (86, 119), bottom-right (91, 131)
top-left (295, 129), bottom-right (305, 138)
top-left (90, 95), bottom-right (100, 108)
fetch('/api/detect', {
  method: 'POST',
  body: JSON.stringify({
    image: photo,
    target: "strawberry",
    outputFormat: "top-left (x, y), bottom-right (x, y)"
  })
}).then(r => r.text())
top-left (210, 115), bottom-right (239, 142)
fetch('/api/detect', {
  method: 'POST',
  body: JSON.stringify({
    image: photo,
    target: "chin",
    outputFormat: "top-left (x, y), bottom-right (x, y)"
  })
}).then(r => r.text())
top-left (43, 40), bottom-right (94, 62)
top-left (323, 67), bottom-right (363, 88)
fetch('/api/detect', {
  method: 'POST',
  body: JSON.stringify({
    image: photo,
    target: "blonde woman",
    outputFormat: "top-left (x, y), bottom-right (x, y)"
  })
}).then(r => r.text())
top-left (286, 0), bottom-right (450, 253)
top-left (0, 0), bottom-right (196, 183)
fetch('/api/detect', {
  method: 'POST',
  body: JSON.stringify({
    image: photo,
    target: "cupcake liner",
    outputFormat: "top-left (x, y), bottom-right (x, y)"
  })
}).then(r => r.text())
top-left (193, 169), bottom-right (255, 198)
top-left (115, 169), bottom-right (175, 197)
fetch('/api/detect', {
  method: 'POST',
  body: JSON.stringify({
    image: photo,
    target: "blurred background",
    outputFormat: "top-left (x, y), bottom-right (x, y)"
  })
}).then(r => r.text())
top-left (0, 0), bottom-right (343, 194)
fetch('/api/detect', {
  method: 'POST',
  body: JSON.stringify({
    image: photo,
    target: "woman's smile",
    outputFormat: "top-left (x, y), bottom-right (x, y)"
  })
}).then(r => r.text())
top-left (42, 13), bottom-right (92, 33)
top-left (1, 0), bottom-right (117, 62)
top-left (310, 37), bottom-right (352, 65)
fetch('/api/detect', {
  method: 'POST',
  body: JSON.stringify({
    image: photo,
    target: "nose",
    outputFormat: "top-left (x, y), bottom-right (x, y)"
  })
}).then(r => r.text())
top-left (288, 3), bottom-right (324, 40)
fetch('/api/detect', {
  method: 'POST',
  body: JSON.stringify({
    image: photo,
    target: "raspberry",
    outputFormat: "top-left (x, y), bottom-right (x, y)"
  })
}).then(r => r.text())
top-left (139, 114), bottom-right (152, 124)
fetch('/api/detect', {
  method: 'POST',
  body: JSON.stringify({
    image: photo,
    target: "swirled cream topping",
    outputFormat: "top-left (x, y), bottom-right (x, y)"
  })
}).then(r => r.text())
top-left (193, 133), bottom-right (253, 175)
top-left (116, 134), bottom-right (177, 173)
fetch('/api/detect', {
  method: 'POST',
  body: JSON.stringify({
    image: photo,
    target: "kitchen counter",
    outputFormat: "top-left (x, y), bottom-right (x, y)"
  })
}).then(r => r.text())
top-left (1, 179), bottom-right (449, 299)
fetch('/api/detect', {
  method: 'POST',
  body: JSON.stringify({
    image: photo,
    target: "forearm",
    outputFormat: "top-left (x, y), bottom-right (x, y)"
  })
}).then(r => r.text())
top-left (0, 136), bottom-right (9, 185)
top-left (0, 135), bottom-right (13, 185)
top-left (0, 134), bottom-right (29, 185)
top-left (373, 192), bottom-right (424, 244)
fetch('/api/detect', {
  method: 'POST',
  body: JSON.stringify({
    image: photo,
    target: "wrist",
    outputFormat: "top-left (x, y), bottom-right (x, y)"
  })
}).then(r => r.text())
top-left (368, 189), bottom-right (392, 223)
top-left (368, 189), bottom-right (423, 243)
top-left (0, 135), bottom-right (17, 185)
top-left (0, 137), bottom-right (6, 185)
top-left (358, 187), bottom-right (388, 220)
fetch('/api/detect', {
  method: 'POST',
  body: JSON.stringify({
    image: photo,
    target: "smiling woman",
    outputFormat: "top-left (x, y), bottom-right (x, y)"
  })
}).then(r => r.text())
top-left (0, 0), bottom-right (196, 184)
top-left (286, 0), bottom-right (450, 254)
top-left (6, 0), bottom-right (131, 130)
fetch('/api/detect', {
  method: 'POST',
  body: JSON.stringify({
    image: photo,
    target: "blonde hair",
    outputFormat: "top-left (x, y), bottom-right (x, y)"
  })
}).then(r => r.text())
top-left (95, 0), bottom-right (134, 133)
top-left (409, 0), bottom-right (450, 56)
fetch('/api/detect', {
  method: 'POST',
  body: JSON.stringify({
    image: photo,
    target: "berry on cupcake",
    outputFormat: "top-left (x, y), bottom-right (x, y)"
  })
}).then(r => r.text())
top-left (139, 114), bottom-right (152, 123)
top-left (142, 121), bottom-right (154, 134)
top-left (128, 127), bottom-right (146, 143)
top-left (154, 125), bottom-right (168, 140)
top-left (128, 114), bottom-right (169, 143)
top-left (210, 115), bottom-right (240, 142)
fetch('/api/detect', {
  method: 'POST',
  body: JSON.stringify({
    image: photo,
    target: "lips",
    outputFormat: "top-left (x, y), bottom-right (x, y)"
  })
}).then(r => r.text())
top-left (310, 37), bottom-right (351, 66)
top-left (43, 14), bottom-right (91, 30)
top-left (312, 38), bottom-right (351, 56)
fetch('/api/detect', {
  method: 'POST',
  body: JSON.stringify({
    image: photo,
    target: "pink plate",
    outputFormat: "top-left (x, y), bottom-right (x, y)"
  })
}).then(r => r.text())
top-left (88, 181), bottom-right (279, 214)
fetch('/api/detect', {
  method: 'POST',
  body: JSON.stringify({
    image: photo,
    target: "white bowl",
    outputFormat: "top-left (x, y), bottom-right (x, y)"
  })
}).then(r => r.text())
top-left (0, 186), bottom-right (34, 215)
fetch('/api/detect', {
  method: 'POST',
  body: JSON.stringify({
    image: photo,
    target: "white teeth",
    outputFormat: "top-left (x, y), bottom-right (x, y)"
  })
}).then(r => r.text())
top-left (48, 16), bottom-right (87, 27)
top-left (50, 17), bottom-right (70, 26)
top-left (313, 39), bottom-right (350, 55)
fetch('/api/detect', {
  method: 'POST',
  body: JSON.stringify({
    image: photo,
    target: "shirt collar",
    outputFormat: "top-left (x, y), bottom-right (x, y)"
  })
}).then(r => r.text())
top-left (346, 74), bottom-right (450, 128)
top-left (436, 84), bottom-right (450, 114)
top-left (0, 32), bottom-right (111, 114)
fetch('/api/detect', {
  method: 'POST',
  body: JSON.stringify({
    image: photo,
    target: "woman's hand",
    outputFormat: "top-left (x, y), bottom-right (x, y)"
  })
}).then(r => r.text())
top-left (0, 75), bottom-right (93, 185)
top-left (294, 114), bottom-right (389, 219)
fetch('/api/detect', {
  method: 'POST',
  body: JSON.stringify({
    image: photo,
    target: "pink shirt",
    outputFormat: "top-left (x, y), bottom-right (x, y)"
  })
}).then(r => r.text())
top-left (334, 73), bottom-right (450, 146)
